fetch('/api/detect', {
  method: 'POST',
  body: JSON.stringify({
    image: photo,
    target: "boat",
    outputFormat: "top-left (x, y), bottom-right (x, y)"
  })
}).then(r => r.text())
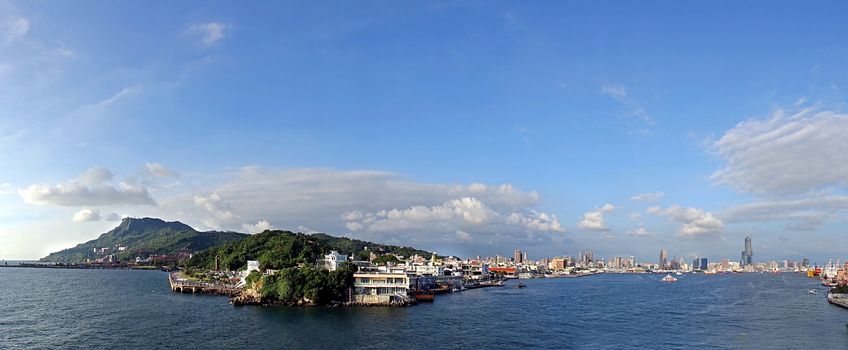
top-left (515, 283), bottom-right (526, 288)
top-left (675, 272), bottom-right (683, 276)
top-left (661, 274), bottom-right (678, 282)
top-left (413, 290), bottom-right (435, 302)
top-left (809, 289), bottom-right (817, 295)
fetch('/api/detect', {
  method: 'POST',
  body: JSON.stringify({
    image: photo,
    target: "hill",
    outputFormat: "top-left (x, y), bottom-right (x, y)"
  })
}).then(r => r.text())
top-left (42, 217), bottom-right (248, 263)
top-left (185, 230), bottom-right (435, 271)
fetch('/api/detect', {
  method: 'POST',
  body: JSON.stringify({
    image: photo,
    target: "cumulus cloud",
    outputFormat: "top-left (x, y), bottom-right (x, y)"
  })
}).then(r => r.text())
top-left (184, 22), bottom-right (230, 47)
top-left (71, 208), bottom-right (122, 223)
top-left (161, 168), bottom-right (562, 250)
top-left (647, 205), bottom-right (724, 237)
top-left (576, 203), bottom-right (615, 231)
top-left (144, 163), bottom-right (178, 178)
top-left (193, 192), bottom-right (235, 228)
top-left (711, 108), bottom-right (848, 196)
top-left (628, 211), bottom-right (642, 221)
top-left (241, 219), bottom-right (273, 233)
top-left (18, 167), bottom-right (155, 206)
top-left (344, 197), bottom-right (564, 236)
top-left (630, 191), bottom-right (664, 202)
top-left (72, 208), bottom-right (101, 223)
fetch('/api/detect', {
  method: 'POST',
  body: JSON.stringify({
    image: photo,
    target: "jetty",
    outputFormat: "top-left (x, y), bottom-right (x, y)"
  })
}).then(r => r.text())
top-left (827, 292), bottom-right (848, 310)
top-left (169, 272), bottom-right (241, 296)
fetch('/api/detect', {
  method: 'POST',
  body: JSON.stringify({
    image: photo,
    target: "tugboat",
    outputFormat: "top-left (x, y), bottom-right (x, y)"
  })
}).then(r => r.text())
top-left (662, 274), bottom-right (678, 282)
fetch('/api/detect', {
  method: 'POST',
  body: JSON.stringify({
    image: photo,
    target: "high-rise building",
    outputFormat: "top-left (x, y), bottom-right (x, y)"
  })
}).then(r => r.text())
top-left (741, 236), bottom-right (753, 266)
top-left (514, 249), bottom-right (523, 264)
top-left (692, 256), bottom-right (700, 271)
top-left (659, 249), bottom-right (668, 269)
top-left (699, 258), bottom-right (708, 271)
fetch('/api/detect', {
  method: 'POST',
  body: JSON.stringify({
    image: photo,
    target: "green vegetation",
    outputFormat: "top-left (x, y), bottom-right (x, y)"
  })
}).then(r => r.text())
top-left (41, 218), bottom-right (247, 263)
top-left (250, 263), bottom-right (355, 305)
top-left (831, 285), bottom-right (848, 294)
top-left (372, 254), bottom-right (400, 266)
top-left (185, 230), bottom-right (434, 271)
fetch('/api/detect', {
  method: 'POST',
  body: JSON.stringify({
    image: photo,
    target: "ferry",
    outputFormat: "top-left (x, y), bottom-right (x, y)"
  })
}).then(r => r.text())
top-left (661, 274), bottom-right (678, 282)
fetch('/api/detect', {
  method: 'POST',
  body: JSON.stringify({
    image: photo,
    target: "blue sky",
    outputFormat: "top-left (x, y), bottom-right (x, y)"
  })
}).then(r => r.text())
top-left (1, 1), bottom-right (848, 263)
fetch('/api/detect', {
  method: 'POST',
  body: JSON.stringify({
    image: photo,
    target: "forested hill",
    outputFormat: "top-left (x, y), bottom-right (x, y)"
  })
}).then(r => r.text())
top-left (184, 230), bottom-right (434, 271)
top-left (41, 217), bottom-right (248, 263)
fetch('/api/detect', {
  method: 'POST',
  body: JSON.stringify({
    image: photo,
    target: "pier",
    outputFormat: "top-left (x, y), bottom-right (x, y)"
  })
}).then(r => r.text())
top-left (827, 293), bottom-right (848, 310)
top-left (169, 272), bottom-right (241, 296)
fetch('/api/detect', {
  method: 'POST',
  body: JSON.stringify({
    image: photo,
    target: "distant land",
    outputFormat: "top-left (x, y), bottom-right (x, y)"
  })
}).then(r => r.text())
top-left (41, 217), bottom-right (248, 263)
top-left (41, 217), bottom-right (434, 267)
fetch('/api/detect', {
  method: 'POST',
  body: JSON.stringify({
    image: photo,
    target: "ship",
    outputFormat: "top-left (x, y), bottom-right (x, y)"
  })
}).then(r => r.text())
top-left (661, 274), bottom-right (678, 282)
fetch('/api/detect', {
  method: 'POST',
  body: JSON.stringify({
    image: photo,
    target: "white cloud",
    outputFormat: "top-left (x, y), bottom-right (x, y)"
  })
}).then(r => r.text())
top-left (164, 168), bottom-right (562, 249)
top-left (600, 83), bottom-right (655, 126)
top-left (72, 208), bottom-right (101, 223)
top-left (576, 203), bottom-right (615, 231)
top-left (628, 211), bottom-right (642, 221)
top-left (241, 219), bottom-right (273, 233)
top-left (647, 205), bottom-right (724, 237)
top-left (1, 3), bottom-right (28, 43)
top-left (144, 163), bottom-right (178, 178)
top-left (630, 191), bottom-right (664, 202)
top-left (627, 227), bottom-right (652, 237)
top-left (722, 195), bottom-right (848, 232)
top-left (456, 230), bottom-right (471, 242)
top-left (0, 182), bottom-right (12, 195)
top-left (193, 192), bottom-right (235, 228)
top-left (184, 22), bottom-right (230, 47)
top-left (19, 167), bottom-right (155, 206)
top-left (711, 108), bottom-right (848, 196)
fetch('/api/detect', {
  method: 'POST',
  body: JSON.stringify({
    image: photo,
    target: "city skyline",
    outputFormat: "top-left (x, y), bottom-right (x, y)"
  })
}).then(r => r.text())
top-left (2, 1), bottom-right (848, 262)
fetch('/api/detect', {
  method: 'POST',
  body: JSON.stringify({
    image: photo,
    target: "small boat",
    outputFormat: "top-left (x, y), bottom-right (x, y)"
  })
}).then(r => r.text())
top-left (662, 274), bottom-right (678, 282)
top-left (515, 283), bottom-right (526, 288)
top-left (675, 272), bottom-right (683, 276)
top-left (808, 289), bottom-right (817, 295)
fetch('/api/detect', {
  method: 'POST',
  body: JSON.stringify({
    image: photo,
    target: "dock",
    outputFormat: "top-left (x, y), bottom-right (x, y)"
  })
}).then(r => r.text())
top-left (827, 293), bottom-right (848, 310)
top-left (169, 272), bottom-right (241, 296)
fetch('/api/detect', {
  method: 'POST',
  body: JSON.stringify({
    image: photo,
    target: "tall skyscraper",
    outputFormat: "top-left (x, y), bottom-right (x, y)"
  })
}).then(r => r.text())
top-left (514, 249), bottom-right (523, 264)
top-left (699, 258), bottom-right (708, 271)
top-left (741, 236), bottom-right (753, 266)
top-left (659, 249), bottom-right (668, 269)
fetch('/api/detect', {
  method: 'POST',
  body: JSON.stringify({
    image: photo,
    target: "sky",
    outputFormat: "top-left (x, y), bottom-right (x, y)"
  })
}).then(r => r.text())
top-left (1, 1), bottom-right (848, 263)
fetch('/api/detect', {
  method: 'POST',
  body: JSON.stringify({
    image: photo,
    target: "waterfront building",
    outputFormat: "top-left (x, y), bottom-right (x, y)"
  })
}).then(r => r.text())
top-left (659, 249), bottom-right (668, 269)
top-left (692, 256), bottom-right (699, 271)
top-left (514, 249), bottom-right (523, 264)
top-left (699, 258), bottom-right (708, 271)
top-left (353, 272), bottom-right (412, 304)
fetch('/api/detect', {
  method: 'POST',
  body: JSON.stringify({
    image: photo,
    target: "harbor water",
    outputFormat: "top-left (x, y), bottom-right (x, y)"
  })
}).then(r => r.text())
top-left (1, 268), bottom-right (846, 349)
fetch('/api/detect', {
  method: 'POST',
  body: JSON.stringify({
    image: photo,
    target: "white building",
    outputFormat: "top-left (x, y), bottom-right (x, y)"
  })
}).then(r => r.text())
top-left (246, 260), bottom-right (260, 274)
top-left (353, 272), bottom-right (411, 304)
top-left (321, 251), bottom-right (348, 271)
